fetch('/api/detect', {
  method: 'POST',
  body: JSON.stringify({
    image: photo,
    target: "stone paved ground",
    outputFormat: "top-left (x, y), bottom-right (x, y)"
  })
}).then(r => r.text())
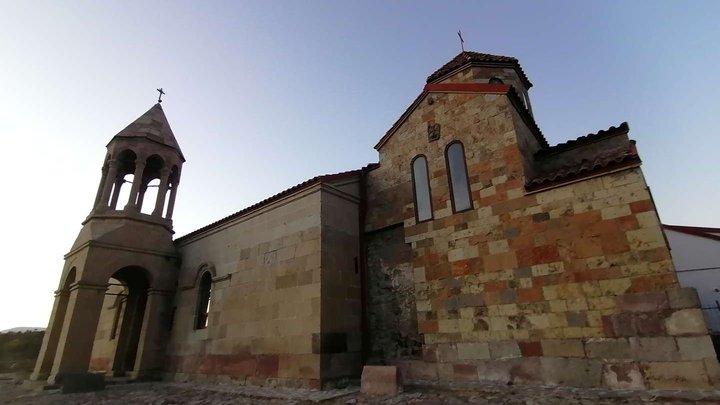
top-left (4, 377), bottom-right (720, 404)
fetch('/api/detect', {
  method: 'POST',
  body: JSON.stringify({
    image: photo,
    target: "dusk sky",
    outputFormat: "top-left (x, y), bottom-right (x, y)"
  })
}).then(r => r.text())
top-left (1, 1), bottom-right (718, 330)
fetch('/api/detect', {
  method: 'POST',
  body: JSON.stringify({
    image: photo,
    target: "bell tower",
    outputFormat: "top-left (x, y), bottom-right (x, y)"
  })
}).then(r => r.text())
top-left (30, 103), bottom-right (185, 385)
top-left (90, 103), bottom-right (184, 221)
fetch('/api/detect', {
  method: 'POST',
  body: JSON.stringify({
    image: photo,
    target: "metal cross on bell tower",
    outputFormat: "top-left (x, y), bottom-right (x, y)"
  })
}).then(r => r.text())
top-left (157, 88), bottom-right (166, 103)
top-left (457, 30), bottom-right (465, 52)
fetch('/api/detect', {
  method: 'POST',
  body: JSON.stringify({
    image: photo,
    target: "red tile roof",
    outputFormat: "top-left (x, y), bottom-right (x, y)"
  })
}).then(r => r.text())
top-left (526, 141), bottom-right (641, 191)
top-left (175, 169), bottom-right (363, 243)
top-left (663, 225), bottom-right (720, 242)
top-left (426, 51), bottom-right (532, 88)
top-left (536, 122), bottom-right (630, 158)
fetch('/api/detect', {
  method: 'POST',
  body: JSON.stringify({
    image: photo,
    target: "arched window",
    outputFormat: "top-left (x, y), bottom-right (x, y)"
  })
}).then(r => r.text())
top-left (411, 155), bottom-right (433, 222)
top-left (446, 142), bottom-right (472, 212)
top-left (195, 272), bottom-right (212, 329)
top-left (489, 77), bottom-right (504, 84)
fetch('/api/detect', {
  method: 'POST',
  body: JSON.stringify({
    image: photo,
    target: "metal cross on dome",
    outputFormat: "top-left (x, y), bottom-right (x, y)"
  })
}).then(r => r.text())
top-left (157, 88), bottom-right (165, 103)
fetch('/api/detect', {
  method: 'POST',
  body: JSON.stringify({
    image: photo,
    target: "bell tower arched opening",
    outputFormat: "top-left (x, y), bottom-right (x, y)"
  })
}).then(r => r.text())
top-left (97, 267), bottom-right (150, 376)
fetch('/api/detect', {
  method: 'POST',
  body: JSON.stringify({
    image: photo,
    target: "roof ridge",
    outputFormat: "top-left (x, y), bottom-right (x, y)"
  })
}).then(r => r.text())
top-left (536, 122), bottom-right (629, 158)
top-left (426, 51), bottom-right (532, 88)
top-left (663, 224), bottom-right (720, 233)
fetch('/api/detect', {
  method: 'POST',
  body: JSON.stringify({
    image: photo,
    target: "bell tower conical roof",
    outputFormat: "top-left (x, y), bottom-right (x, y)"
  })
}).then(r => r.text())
top-left (110, 103), bottom-right (185, 161)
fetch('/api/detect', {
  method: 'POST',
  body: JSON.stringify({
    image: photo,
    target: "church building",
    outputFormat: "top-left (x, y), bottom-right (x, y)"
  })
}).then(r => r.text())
top-left (30, 51), bottom-right (720, 390)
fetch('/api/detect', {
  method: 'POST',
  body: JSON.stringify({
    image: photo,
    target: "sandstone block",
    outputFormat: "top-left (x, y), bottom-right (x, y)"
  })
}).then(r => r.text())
top-left (456, 342), bottom-right (490, 360)
top-left (615, 291), bottom-right (668, 312)
top-left (436, 343), bottom-right (458, 362)
top-left (643, 361), bottom-right (710, 389)
top-left (602, 363), bottom-right (645, 389)
top-left (665, 309), bottom-right (708, 336)
top-left (422, 345), bottom-right (437, 362)
top-left (667, 288), bottom-right (701, 309)
top-left (507, 358), bottom-right (543, 385)
top-left (704, 358), bottom-right (720, 386)
top-left (437, 362), bottom-right (454, 381)
top-left (677, 336), bottom-right (717, 360)
top-left (475, 359), bottom-right (511, 384)
top-left (541, 339), bottom-right (585, 357)
top-left (585, 338), bottom-right (631, 360)
top-left (452, 363), bottom-right (479, 381)
top-left (626, 228), bottom-right (666, 250)
top-left (634, 311), bottom-right (666, 336)
top-left (540, 357), bottom-right (603, 388)
top-left (489, 340), bottom-right (521, 359)
top-left (361, 366), bottom-right (399, 396)
top-left (628, 337), bottom-right (678, 361)
top-left (405, 360), bottom-right (437, 380)
top-left (601, 205), bottom-right (631, 220)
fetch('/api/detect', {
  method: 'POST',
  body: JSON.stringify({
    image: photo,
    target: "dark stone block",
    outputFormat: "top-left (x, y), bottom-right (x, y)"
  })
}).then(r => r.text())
top-left (60, 372), bottom-right (105, 394)
top-left (519, 341), bottom-right (543, 357)
top-left (532, 212), bottom-right (550, 223)
top-left (313, 332), bottom-right (348, 354)
top-left (566, 311), bottom-right (588, 327)
top-left (504, 227), bottom-right (520, 238)
top-left (610, 312), bottom-right (636, 337)
top-left (635, 311), bottom-right (666, 336)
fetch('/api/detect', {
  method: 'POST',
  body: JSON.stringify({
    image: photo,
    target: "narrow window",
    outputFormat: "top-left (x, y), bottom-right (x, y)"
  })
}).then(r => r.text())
top-left (411, 155), bottom-right (433, 222)
top-left (195, 272), bottom-right (212, 329)
top-left (446, 142), bottom-right (472, 212)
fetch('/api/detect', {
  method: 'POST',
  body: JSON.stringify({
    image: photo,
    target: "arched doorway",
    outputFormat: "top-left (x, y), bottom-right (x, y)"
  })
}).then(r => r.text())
top-left (91, 266), bottom-right (150, 376)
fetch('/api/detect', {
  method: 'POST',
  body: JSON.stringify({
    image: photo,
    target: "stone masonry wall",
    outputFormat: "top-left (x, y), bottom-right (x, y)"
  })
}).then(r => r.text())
top-left (365, 68), bottom-right (720, 389)
top-left (366, 224), bottom-right (421, 362)
top-left (168, 187), bottom-right (324, 389)
top-left (319, 182), bottom-right (363, 385)
top-left (89, 286), bottom-right (123, 373)
top-left (433, 65), bottom-right (532, 113)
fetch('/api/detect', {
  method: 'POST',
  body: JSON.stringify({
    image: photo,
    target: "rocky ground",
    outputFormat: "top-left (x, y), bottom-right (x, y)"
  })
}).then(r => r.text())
top-left (3, 375), bottom-right (720, 404)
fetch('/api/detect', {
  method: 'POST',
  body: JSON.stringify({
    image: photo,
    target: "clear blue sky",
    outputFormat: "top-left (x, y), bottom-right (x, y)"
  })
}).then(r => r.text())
top-left (1, 1), bottom-right (718, 330)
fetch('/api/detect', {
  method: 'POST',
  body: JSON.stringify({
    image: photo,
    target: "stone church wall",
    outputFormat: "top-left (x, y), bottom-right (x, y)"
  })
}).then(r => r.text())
top-left (165, 178), bottom-right (363, 389)
top-left (365, 79), bottom-right (720, 388)
top-left (365, 224), bottom-right (421, 362)
top-left (319, 182), bottom-right (363, 383)
top-left (167, 187), bottom-right (325, 388)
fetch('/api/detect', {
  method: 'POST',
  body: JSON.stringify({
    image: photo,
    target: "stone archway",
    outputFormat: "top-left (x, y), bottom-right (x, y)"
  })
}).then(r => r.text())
top-left (93, 266), bottom-right (151, 377)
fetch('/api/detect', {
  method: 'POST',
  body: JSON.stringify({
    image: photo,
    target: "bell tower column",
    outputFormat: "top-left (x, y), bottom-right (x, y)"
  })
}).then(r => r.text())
top-left (124, 160), bottom-right (147, 211)
top-left (152, 168), bottom-right (171, 217)
top-left (99, 159), bottom-right (119, 208)
top-left (130, 289), bottom-right (174, 379)
top-left (47, 282), bottom-right (108, 385)
top-left (92, 162), bottom-right (109, 209)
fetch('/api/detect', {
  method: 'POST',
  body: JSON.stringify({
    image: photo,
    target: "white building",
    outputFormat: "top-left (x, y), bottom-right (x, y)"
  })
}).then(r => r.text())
top-left (665, 225), bottom-right (720, 332)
